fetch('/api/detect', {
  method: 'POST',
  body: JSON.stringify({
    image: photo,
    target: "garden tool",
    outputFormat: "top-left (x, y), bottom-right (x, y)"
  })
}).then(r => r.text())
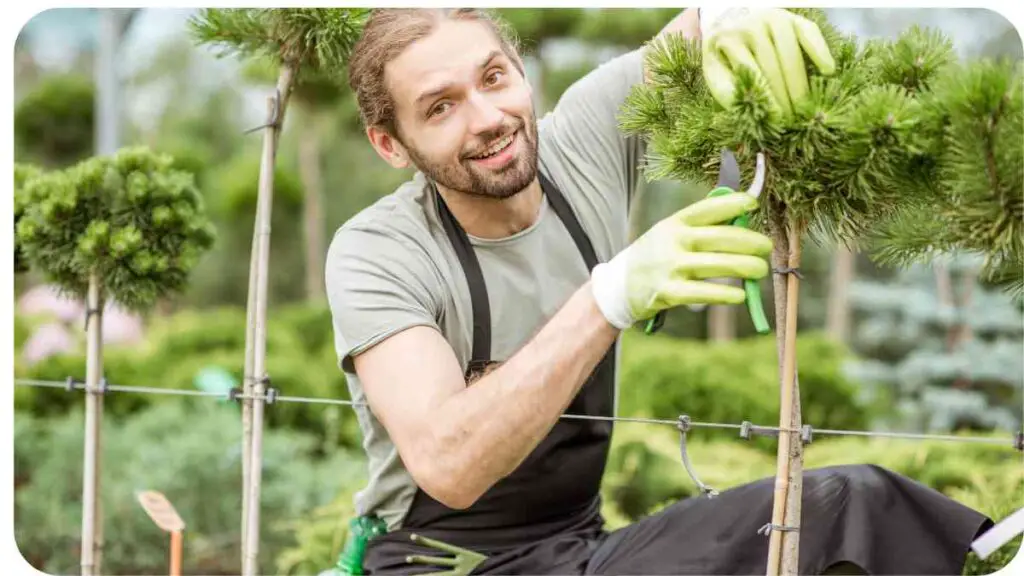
top-left (404, 533), bottom-right (487, 576)
top-left (645, 149), bottom-right (770, 335)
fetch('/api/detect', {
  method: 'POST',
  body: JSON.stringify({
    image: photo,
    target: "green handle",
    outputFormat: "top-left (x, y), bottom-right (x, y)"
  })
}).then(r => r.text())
top-left (644, 187), bottom-right (770, 335)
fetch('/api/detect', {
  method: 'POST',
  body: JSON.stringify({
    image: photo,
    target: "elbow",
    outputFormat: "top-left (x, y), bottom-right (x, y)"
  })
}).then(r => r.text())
top-left (407, 453), bottom-right (484, 510)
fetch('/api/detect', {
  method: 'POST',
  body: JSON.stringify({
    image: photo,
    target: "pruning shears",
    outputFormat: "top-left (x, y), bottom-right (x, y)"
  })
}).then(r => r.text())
top-left (645, 148), bottom-right (771, 335)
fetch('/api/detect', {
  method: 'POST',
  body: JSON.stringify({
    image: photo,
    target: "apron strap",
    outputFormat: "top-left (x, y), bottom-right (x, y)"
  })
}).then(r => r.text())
top-left (435, 188), bottom-right (492, 376)
top-left (539, 170), bottom-right (600, 272)
top-left (433, 171), bottom-right (601, 375)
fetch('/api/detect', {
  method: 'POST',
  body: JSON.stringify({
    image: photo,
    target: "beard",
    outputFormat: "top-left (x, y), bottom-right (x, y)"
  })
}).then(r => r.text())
top-left (404, 112), bottom-right (539, 200)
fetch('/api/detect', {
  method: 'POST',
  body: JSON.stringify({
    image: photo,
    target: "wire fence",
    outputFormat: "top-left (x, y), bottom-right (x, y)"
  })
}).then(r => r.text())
top-left (14, 374), bottom-right (1024, 575)
top-left (14, 377), bottom-right (1023, 449)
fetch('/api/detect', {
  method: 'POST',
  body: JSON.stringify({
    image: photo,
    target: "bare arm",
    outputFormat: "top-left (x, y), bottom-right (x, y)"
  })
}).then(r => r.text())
top-left (354, 281), bottom-right (618, 509)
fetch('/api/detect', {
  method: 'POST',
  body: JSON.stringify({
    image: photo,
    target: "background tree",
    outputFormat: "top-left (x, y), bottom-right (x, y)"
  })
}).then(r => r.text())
top-left (14, 73), bottom-right (95, 168)
top-left (846, 255), bottom-right (1022, 433)
top-left (15, 146), bottom-right (215, 576)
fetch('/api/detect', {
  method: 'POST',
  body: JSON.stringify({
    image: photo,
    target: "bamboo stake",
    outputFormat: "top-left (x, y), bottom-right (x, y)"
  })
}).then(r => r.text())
top-left (241, 65), bottom-right (294, 576)
top-left (80, 271), bottom-right (104, 576)
top-left (766, 218), bottom-right (805, 576)
top-left (768, 218), bottom-right (805, 576)
top-left (240, 154), bottom-right (260, 571)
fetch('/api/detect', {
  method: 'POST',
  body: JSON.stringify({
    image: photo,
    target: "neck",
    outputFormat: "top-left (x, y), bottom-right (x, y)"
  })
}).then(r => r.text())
top-left (436, 178), bottom-right (543, 239)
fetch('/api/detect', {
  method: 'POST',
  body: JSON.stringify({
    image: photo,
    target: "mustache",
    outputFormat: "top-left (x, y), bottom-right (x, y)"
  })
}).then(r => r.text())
top-left (462, 120), bottom-right (526, 159)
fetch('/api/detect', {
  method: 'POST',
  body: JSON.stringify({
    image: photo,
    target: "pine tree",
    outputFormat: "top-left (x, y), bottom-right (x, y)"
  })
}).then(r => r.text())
top-left (870, 56), bottom-right (1023, 299)
top-left (617, 8), bottom-right (1022, 574)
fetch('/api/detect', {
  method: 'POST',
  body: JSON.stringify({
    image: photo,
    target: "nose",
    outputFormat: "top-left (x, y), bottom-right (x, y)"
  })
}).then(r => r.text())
top-left (464, 90), bottom-right (505, 136)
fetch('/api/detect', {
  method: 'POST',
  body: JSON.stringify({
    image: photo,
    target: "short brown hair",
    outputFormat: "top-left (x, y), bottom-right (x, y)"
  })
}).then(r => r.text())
top-left (347, 8), bottom-right (524, 138)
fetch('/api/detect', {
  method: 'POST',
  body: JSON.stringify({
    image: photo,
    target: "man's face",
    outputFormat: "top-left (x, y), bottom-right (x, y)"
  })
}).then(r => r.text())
top-left (380, 19), bottom-right (538, 200)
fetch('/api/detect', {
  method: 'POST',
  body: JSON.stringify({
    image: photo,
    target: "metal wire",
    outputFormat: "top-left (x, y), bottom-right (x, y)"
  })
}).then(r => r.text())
top-left (13, 378), bottom-right (1021, 449)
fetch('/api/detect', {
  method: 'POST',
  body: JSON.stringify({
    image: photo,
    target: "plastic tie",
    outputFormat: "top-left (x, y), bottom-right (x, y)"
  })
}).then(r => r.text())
top-left (773, 266), bottom-right (804, 279)
top-left (758, 523), bottom-right (799, 536)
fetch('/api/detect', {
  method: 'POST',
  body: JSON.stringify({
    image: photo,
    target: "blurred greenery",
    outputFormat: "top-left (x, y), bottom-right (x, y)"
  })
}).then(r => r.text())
top-left (14, 72), bottom-right (95, 168)
top-left (14, 400), bottom-right (366, 575)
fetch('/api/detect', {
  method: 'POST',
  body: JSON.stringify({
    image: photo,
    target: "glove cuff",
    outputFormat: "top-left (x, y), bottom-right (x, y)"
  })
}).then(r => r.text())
top-left (590, 257), bottom-right (633, 331)
top-left (699, 7), bottom-right (752, 37)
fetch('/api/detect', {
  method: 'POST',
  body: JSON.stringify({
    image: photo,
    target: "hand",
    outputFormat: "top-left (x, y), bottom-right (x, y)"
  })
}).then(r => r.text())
top-left (699, 8), bottom-right (835, 116)
top-left (590, 192), bottom-right (773, 330)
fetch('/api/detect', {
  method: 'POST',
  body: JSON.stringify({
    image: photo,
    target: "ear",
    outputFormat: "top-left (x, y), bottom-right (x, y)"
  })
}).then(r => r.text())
top-left (367, 125), bottom-right (411, 169)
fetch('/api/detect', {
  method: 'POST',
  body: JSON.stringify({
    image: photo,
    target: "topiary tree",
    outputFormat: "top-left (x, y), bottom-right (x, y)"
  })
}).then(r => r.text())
top-left (14, 163), bottom-right (43, 274)
top-left (619, 9), bottom-right (1022, 573)
top-left (15, 146), bottom-right (215, 576)
top-left (188, 10), bottom-right (368, 574)
top-left (14, 73), bottom-right (95, 168)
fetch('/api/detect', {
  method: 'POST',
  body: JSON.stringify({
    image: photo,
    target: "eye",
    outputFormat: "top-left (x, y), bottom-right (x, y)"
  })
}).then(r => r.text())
top-left (428, 101), bottom-right (452, 118)
top-left (484, 68), bottom-right (505, 86)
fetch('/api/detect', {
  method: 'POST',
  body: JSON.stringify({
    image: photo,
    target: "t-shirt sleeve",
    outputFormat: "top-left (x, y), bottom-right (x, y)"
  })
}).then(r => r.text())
top-left (325, 216), bottom-right (443, 375)
top-left (541, 47), bottom-right (648, 204)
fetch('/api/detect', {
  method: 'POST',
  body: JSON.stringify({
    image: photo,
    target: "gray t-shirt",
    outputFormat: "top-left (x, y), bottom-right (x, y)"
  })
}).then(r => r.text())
top-left (326, 48), bottom-right (647, 530)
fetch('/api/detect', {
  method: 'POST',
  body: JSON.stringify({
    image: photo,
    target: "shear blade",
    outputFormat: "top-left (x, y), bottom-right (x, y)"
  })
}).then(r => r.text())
top-left (717, 148), bottom-right (742, 192)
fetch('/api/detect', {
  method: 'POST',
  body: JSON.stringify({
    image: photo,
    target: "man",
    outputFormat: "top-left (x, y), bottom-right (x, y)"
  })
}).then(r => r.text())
top-left (328, 8), bottom-right (991, 574)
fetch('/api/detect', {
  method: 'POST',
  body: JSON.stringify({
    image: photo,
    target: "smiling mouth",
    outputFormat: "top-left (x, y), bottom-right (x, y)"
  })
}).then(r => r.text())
top-left (468, 131), bottom-right (517, 161)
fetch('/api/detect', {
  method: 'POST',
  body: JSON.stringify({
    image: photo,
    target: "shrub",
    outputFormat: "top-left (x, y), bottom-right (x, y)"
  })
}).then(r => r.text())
top-left (14, 73), bottom-right (94, 167)
top-left (13, 401), bottom-right (365, 576)
top-left (14, 304), bottom-right (359, 451)
top-left (617, 330), bottom-right (869, 451)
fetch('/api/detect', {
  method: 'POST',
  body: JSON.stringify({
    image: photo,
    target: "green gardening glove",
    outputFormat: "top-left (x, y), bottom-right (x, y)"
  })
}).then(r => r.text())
top-left (590, 192), bottom-right (772, 330)
top-left (700, 8), bottom-right (836, 117)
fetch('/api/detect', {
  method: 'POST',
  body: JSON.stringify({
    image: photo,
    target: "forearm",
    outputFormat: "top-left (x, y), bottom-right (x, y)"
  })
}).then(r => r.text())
top-left (422, 281), bottom-right (618, 507)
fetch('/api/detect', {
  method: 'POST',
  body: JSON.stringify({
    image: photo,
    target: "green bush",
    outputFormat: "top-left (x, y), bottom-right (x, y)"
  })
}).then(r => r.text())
top-left (617, 330), bottom-right (869, 451)
top-left (13, 401), bottom-right (365, 576)
top-left (15, 344), bottom-right (153, 418)
top-left (14, 73), bottom-right (94, 167)
top-left (601, 424), bottom-right (775, 525)
top-left (14, 303), bottom-right (359, 451)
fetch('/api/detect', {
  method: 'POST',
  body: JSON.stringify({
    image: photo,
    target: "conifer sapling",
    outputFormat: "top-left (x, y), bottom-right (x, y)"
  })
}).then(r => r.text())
top-left (617, 8), bottom-right (1019, 574)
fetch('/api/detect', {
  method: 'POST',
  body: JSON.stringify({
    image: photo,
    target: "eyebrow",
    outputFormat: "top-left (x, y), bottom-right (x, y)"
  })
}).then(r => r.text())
top-left (414, 50), bottom-right (505, 107)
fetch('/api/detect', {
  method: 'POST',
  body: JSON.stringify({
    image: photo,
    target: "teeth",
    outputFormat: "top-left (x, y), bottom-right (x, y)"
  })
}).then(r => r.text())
top-left (473, 134), bottom-right (514, 159)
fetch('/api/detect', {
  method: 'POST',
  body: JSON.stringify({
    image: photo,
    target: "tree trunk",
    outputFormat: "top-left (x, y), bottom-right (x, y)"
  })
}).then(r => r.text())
top-left (936, 263), bottom-right (976, 390)
top-left (242, 65), bottom-right (295, 576)
top-left (708, 278), bottom-right (738, 341)
top-left (81, 271), bottom-right (104, 576)
top-left (298, 108), bottom-right (326, 301)
top-left (766, 214), bottom-right (805, 576)
top-left (825, 245), bottom-right (855, 343)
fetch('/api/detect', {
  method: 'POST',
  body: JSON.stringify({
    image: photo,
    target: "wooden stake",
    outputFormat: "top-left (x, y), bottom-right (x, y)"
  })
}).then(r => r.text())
top-left (170, 530), bottom-right (182, 576)
top-left (81, 271), bottom-right (104, 576)
top-left (766, 217), bottom-right (805, 576)
top-left (242, 63), bottom-right (294, 576)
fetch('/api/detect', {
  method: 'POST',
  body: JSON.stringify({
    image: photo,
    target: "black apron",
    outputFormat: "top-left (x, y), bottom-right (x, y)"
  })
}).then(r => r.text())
top-left (363, 171), bottom-right (617, 573)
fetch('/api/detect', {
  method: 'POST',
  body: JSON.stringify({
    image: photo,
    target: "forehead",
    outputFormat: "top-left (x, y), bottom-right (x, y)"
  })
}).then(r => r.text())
top-left (385, 19), bottom-right (507, 105)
